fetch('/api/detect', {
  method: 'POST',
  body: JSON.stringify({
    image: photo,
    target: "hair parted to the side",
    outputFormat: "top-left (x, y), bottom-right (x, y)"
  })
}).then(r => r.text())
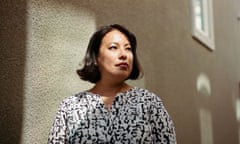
top-left (76, 24), bottom-right (143, 83)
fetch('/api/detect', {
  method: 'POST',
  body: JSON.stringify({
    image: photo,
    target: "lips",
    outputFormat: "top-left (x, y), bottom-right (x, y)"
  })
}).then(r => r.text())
top-left (115, 62), bottom-right (129, 69)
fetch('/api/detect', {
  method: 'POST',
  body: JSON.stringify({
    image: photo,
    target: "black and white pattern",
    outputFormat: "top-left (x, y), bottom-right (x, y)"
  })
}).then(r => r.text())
top-left (48, 87), bottom-right (176, 144)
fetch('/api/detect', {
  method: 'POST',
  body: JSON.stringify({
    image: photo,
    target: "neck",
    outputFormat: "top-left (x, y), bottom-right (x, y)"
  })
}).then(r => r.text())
top-left (89, 81), bottom-right (131, 111)
top-left (90, 81), bottom-right (130, 97)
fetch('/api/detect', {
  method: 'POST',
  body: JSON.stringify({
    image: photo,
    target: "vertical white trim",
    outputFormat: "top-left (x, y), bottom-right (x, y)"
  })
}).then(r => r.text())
top-left (191, 0), bottom-right (215, 50)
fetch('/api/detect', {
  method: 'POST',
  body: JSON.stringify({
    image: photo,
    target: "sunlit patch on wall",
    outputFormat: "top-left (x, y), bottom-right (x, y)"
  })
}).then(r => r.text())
top-left (236, 98), bottom-right (240, 122)
top-left (200, 108), bottom-right (214, 144)
top-left (196, 73), bottom-right (211, 97)
top-left (236, 82), bottom-right (240, 144)
top-left (196, 73), bottom-right (213, 144)
top-left (22, 1), bottom-right (97, 143)
top-left (234, 82), bottom-right (240, 122)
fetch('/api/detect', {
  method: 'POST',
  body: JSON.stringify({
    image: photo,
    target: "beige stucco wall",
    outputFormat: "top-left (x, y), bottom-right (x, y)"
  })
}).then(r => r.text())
top-left (0, 0), bottom-right (240, 144)
top-left (22, 1), bottom-right (96, 143)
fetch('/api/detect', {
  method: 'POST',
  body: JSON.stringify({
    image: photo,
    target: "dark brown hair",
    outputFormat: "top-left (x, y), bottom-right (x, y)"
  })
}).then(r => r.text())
top-left (77, 24), bottom-right (143, 83)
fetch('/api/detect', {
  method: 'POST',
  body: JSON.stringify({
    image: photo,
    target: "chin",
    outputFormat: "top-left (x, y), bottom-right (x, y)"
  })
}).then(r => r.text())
top-left (116, 73), bottom-right (131, 81)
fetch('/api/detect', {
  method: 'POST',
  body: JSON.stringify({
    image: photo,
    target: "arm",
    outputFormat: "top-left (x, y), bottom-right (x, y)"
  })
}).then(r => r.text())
top-left (150, 95), bottom-right (177, 144)
top-left (48, 101), bottom-right (68, 144)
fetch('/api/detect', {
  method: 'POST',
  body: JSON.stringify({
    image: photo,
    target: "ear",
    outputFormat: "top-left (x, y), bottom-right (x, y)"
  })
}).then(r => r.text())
top-left (94, 61), bottom-right (98, 66)
top-left (94, 59), bottom-right (98, 66)
top-left (94, 56), bottom-right (100, 66)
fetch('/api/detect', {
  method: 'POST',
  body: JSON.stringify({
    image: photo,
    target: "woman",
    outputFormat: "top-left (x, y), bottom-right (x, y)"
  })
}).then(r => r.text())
top-left (48, 24), bottom-right (176, 144)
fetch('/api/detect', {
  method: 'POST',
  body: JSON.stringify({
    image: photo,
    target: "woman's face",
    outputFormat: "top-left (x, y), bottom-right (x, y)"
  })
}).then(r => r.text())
top-left (97, 30), bottom-right (133, 82)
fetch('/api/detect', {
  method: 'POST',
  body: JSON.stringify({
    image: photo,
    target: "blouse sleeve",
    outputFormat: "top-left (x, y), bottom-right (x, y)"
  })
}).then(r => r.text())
top-left (150, 94), bottom-right (177, 144)
top-left (48, 101), bottom-right (68, 144)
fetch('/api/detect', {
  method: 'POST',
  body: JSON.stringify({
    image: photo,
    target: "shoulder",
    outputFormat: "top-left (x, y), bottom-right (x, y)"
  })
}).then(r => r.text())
top-left (60, 92), bottom-right (85, 104)
top-left (130, 87), bottom-right (161, 98)
top-left (57, 91), bottom-right (94, 111)
top-left (129, 87), bottom-right (162, 102)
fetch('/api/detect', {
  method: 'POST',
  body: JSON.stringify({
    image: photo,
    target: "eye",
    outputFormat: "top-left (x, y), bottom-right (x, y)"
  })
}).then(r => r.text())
top-left (126, 47), bottom-right (132, 51)
top-left (109, 46), bottom-right (117, 50)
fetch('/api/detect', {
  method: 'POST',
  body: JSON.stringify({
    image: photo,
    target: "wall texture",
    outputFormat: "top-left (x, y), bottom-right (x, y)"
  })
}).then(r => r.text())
top-left (0, 0), bottom-right (240, 144)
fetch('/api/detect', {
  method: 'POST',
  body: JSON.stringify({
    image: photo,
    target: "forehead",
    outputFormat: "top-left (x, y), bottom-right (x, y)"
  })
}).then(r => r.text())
top-left (102, 30), bottom-right (130, 44)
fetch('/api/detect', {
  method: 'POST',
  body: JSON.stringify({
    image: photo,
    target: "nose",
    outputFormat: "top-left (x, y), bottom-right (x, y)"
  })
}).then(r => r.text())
top-left (119, 48), bottom-right (127, 60)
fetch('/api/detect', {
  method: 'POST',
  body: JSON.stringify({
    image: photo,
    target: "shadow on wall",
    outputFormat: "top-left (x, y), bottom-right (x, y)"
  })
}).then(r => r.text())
top-left (0, 0), bottom-right (26, 143)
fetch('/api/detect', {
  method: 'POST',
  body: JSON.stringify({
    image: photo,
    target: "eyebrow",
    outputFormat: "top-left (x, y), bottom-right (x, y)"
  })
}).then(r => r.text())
top-left (110, 42), bottom-right (131, 47)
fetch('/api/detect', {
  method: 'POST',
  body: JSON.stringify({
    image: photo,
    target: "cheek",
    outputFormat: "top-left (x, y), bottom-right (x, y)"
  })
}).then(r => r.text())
top-left (102, 53), bottom-right (116, 63)
top-left (97, 53), bottom-right (115, 66)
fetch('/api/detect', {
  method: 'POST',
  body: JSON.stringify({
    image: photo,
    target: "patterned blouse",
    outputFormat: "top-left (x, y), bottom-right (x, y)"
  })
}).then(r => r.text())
top-left (48, 87), bottom-right (176, 144)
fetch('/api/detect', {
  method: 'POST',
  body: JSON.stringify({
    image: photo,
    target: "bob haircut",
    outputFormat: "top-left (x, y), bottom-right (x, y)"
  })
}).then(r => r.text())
top-left (77, 24), bottom-right (143, 83)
